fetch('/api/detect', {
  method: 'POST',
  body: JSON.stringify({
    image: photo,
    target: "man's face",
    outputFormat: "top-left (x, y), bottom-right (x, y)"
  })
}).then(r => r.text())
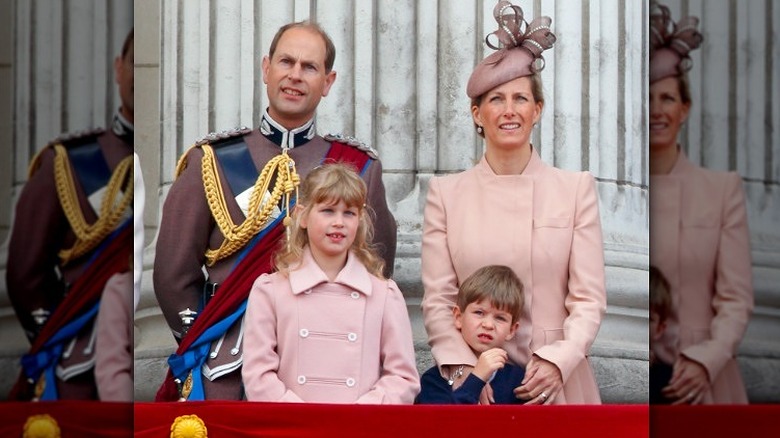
top-left (262, 27), bottom-right (336, 129)
top-left (114, 40), bottom-right (134, 123)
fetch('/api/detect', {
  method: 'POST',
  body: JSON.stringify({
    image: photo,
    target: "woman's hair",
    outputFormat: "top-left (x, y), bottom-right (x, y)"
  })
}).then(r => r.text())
top-left (649, 265), bottom-right (672, 322)
top-left (675, 73), bottom-right (692, 105)
top-left (470, 72), bottom-right (545, 138)
top-left (457, 265), bottom-right (524, 323)
top-left (274, 162), bottom-right (385, 278)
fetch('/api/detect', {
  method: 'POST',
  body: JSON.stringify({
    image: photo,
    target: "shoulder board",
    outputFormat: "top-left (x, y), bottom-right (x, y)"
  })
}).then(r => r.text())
top-left (323, 133), bottom-right (379, 160)
top-left (194, 126), bottom-right (253, 147)
top-left (46, 128), bottom-right (105, 148)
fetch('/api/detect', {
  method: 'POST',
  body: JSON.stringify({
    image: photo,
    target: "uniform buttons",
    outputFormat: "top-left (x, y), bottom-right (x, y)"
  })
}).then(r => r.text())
top-left (347, 332), bottom-right (358, 342)
top-left (350, 292), bottom-right (360, 299)
top-left (299, 329), bottom-right (309, 338)
top-left (297, 375), bottom-right (307, 385)
top-left (345, 378), bottom-right (356, 388)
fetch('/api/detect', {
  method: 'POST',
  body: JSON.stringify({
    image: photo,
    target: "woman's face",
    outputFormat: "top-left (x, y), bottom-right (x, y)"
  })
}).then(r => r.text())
top-left (649, 76), bottom-right (690, 152)
top-left (472, 76), bottom-right (542, 152)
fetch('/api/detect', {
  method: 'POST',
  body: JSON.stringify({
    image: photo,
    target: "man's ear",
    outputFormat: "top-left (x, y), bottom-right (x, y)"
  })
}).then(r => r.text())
top-left (261, 55), bottom-right (270, 85)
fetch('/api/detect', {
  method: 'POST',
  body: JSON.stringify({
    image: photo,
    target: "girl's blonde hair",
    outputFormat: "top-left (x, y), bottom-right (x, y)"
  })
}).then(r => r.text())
top-left (274, 162), bottom-right (385, 278)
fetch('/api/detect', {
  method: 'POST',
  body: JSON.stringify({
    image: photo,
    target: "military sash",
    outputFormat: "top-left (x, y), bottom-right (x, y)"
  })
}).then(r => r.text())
top-left (9, 220), bottom-right (133, 400)
top-left (156, 141), bottom-right (374, 401)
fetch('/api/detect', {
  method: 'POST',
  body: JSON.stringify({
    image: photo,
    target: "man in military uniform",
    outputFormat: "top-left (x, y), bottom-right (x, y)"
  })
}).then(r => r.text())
top-left (154, 21), bottom-right (397, 401)
top-left (6, 30), bottom-right (135, 401)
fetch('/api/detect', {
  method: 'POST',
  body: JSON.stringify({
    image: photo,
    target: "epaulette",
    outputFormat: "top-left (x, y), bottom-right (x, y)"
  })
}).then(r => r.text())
top-left (29, 128), bottom-right (106, 177)
top-left (194, 126), bottom-right (252, 147)
top-left (46, 128), bottom-right (105, 148)
top-left (323, 133), bottom-right (379, 160)
top-left (176, 127), bottom-right (253, 178)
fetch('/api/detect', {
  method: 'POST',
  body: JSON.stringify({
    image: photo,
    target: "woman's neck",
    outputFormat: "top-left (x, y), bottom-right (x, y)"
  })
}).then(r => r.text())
top-left (484, 143), bottom-right (532, 175)
top-left (650, 143), bottom-right (679, 175)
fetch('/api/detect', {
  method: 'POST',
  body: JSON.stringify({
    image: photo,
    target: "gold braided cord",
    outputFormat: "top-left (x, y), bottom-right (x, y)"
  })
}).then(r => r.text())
top-left (201, 145), bottom-right (299, 266)
top-left (53, 144), bottom-right (134, 265)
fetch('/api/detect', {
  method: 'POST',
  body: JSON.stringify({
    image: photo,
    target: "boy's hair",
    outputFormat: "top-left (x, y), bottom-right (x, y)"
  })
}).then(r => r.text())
top-left (274, 162), bottom-right (385, 278)
top-left (457, 265), bottom-right (524, 323)
top-left (649, 265), bottom-right (672, 322)
top-left (268, 21), bottom-right (336, 72)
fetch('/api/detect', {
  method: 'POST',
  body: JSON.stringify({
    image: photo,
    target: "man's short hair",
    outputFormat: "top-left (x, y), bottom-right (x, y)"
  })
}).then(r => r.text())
top-left (268, 21), bottom-right (336, 72)
top-left (457, 265), bottom-right (524, 324)
top-left (120, 28), bottom-right (134, 60)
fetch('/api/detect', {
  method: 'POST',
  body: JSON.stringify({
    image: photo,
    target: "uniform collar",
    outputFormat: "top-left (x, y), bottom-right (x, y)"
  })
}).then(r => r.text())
top-left (289, 247), bottom-right (373, 296)
top-left (112, 109), bottom-right (134, 145)
top-left (259, 109), bottom-right (317, 151)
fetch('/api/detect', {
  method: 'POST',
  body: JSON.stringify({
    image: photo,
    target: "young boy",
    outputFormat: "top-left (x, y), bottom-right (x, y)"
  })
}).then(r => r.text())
top-left (649, 265), bottom-right (674, 404)
top-left (416, 265), bottom-right (525, 404)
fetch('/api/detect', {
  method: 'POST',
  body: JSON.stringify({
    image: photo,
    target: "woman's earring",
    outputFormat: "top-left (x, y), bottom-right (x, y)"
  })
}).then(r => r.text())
top-left (476, 126), bottom-right (483, 134)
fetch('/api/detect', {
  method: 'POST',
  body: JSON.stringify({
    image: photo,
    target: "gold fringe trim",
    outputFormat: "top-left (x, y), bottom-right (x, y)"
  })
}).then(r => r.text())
top-left (53, 144), bottom-right (133, 265)
top-left (200, 145), bottom-right (299, 266)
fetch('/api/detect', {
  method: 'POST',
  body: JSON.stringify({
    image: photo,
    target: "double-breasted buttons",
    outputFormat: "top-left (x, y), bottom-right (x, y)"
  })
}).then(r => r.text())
top-left (350, 292), bottom-right (360, 299)
top-left (347, 332), bottom-right (357, 342)
top-left (297, 375), bottom-right (306, 384)
top-left (345, 378), bottom-right (356, 388)
top-left (299, 328), bottom-right (309, 338)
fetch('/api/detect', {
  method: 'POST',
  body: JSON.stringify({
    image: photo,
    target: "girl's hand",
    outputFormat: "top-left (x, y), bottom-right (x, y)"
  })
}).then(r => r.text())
top-left (514, 356), bottom-right (563, 405)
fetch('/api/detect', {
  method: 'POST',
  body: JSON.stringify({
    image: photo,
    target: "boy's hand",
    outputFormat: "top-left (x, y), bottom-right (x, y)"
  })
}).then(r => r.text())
top-left (472, 348), bottom-right (508, 382)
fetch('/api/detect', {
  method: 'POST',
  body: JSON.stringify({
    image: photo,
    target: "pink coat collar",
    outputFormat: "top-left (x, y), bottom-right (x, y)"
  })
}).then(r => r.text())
top-left (289, 248), bottom-right (373, 296)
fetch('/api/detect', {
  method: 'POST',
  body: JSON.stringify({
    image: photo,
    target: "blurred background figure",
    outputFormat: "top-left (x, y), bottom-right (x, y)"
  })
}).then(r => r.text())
top-left (649, 1), bottom-right (759, 404)
top-left (0, 2), bottom-right (133, 401)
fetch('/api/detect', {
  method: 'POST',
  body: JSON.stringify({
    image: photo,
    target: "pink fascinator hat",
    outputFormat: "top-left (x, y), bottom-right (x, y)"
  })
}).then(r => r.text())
top-left (466, 1), bottom-right (556, 99)
top-left (649, 1), bottom-right (703, 83)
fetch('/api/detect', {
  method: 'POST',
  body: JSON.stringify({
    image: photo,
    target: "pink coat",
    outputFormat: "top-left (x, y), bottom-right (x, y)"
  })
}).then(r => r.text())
top-left (94, 271), bottom-right (133, 402)
top-left (650, 150), bottom-right (753, 403)
top-left (422, 150), bottom-right (607, 404)
top-left (242, 248), bottom-right (420, 404)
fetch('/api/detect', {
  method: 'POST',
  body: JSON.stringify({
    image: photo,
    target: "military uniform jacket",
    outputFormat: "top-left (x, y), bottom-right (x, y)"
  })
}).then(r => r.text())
top-left (6, 126), bottom-right (133, 399)
top-left (154, 121), bottom-right (397, 400)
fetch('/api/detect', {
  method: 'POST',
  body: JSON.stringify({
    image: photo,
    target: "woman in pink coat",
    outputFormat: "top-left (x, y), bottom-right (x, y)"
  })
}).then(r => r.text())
top-left (421, 2), bottom-right (606, 405)
top-left (648, 3), bottom-right (753, 404)
top-left (242, 163), bottom-right (419, 404)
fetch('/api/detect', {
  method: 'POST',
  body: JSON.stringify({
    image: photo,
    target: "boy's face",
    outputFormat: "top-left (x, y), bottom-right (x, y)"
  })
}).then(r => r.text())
top-left (454, 299), bottom-right (519, 355)
top-left (650, 310), bottom-right (666, 342)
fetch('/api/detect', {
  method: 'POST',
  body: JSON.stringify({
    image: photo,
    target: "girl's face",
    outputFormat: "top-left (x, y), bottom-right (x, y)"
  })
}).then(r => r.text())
top-left (649, 76), bottom-right (690, 152)
top-left (300, 198), bottom-right (360, 264)
top-left (454, 299), bottom-right (519, 355)
top-left (471, 76), bottom-right (542, 152)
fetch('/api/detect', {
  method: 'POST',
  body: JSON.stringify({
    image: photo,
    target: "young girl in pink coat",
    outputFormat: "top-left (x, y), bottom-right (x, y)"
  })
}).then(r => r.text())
top-left (242, 163), bottom-right (420, 404)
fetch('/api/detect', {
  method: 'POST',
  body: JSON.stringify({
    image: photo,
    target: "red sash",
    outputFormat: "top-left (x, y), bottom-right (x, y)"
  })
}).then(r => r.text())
top-left (9, 224), bottom-right (132, 400)
top-left (155, 141), bottom-right (373, 401)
